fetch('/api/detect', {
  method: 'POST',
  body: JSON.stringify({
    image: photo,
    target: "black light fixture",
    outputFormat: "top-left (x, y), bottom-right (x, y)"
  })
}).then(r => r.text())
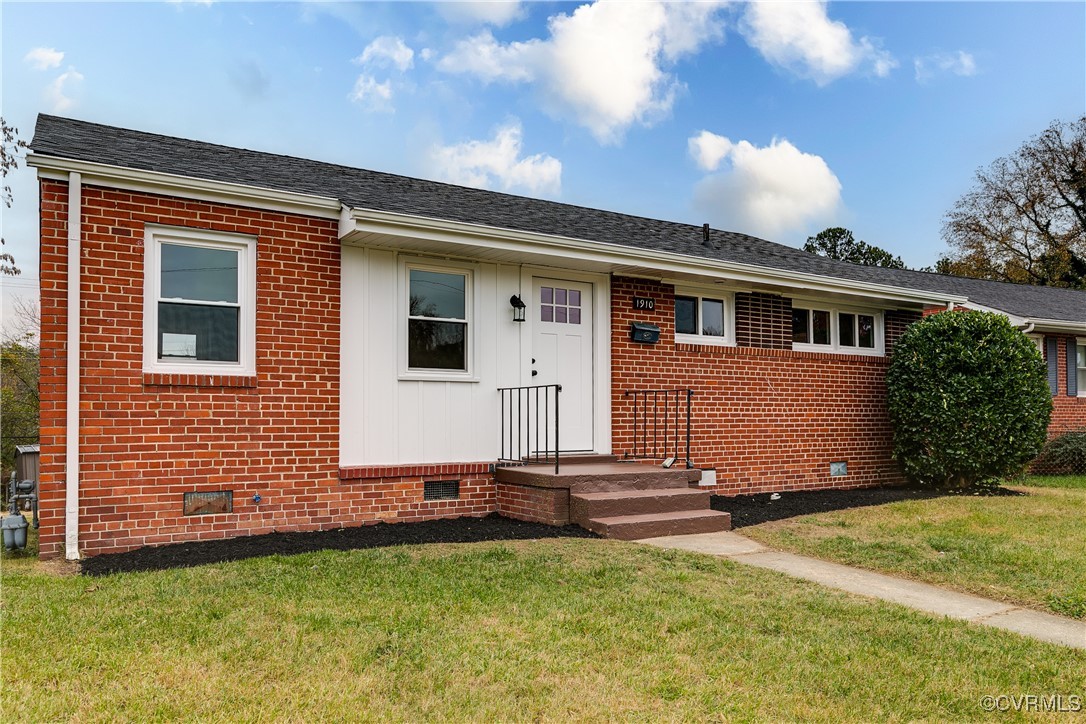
top-left (509, 294), bottom-right (526, 322)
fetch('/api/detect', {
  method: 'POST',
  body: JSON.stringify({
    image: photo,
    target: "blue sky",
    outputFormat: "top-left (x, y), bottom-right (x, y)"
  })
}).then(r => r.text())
top-left (2, 1), bottom-right (1084, 327)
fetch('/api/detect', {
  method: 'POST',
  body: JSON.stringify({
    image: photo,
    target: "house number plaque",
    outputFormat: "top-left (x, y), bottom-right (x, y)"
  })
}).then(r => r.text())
top-left (632, 297), bottom-right (655, 311)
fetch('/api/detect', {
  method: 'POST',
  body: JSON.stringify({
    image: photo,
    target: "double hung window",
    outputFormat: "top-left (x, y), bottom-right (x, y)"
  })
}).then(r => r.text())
top-left (144, 226), bottom-right (256, 375)
top-left (401, 261), bottom-right (476, 379)
top-left (1078, 342), bottom-right (1085, 395)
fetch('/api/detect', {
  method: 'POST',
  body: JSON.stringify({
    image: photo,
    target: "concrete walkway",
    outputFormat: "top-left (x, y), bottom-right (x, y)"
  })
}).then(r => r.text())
top-left (637, 531), bottom-right (1086, 650)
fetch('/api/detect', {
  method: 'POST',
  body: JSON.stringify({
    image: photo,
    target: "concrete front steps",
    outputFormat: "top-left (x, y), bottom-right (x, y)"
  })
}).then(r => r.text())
top-left (581, 509), bottom-right (730, 540)
top-left (495, 459), bottom-right (730, 539)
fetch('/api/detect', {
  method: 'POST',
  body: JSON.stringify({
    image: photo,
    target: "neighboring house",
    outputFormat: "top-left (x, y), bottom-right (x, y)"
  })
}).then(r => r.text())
top-left (28, 115), bottom-right (1086, 560)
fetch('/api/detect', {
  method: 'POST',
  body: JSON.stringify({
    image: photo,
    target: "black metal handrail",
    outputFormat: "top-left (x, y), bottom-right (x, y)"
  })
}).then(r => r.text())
top-left (497, 384), bottom-right (562, 474)
top-left (624, 388), bottom-right (694, 468)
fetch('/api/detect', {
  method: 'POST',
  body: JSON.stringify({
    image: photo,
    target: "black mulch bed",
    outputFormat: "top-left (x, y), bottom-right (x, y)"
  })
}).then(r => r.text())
top-left (713, 484), bottom-right (1024, 529)
top-left (80, 514), bottom-right (598, 577)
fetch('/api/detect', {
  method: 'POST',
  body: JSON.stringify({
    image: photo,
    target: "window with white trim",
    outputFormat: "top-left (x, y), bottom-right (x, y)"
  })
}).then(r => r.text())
top-left (1078, 341), bottom-right (1085, 395)
top-left (144, 226), bottom-right (256, 375)
top-left (791, 305), bottom-right (883, 355)
top-left (403, 262), bottom-right (473, 376)
top-left (674, 291), bottom-right (731, 344)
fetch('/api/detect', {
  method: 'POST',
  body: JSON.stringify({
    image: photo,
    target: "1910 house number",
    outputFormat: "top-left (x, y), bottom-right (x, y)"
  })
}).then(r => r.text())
top-left (632, 297), bottom-right (655, 311)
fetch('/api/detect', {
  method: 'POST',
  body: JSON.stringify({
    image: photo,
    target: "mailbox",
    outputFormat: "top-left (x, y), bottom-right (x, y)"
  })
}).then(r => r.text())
top-left (630, 322), bottom-right (660, 344)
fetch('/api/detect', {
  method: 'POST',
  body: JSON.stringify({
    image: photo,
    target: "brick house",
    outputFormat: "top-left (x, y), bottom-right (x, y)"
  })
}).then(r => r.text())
top-left (28, 115), bottom-right (1086, 559)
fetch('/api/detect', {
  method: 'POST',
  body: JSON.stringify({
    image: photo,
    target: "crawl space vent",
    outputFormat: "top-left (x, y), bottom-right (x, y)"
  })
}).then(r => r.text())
top-left (183, 490), bottom-right (233, 515)
top-left (424, 480), bottom-right (460, 501)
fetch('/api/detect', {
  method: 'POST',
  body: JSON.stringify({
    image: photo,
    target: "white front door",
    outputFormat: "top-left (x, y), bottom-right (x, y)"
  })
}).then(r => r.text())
top-left (532, 278), bottom-right (594, 451)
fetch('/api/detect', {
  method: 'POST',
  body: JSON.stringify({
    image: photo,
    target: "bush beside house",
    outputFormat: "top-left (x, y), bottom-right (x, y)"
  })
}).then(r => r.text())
top-left (886, 311), bottom-right (1052, 488)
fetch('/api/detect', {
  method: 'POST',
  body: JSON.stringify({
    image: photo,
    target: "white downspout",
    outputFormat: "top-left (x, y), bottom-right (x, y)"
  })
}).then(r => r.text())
top-left (65, 172), bottom-right (81, 560)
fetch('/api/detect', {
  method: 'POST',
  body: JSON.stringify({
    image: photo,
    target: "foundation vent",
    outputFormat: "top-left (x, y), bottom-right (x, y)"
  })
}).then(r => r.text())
top-left (424, 480), bottom-right (460, 501)
top-left (183, 491), bottom-right (233, 516)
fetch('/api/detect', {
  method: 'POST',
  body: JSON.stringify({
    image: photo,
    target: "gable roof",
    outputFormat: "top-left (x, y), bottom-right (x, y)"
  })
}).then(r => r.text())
top-left (28, 114), bottom-right (1086, 325)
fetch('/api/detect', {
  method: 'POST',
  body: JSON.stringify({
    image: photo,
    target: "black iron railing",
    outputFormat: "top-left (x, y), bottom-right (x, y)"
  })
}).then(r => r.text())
top-left (624, 388), bottom-right (694, 468)
top-left (497, 384), bottom-right (562, 474)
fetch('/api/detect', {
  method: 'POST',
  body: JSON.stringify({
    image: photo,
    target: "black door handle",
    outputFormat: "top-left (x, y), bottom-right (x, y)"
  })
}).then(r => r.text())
top-left (531, 370), bottom-right (538, 377)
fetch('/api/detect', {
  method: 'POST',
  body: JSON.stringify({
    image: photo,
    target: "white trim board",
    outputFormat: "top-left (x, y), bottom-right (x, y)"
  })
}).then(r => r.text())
top-left (341, 207), bottom-right (967, 308)
top-left (29, 153), bottom-right (341, 220)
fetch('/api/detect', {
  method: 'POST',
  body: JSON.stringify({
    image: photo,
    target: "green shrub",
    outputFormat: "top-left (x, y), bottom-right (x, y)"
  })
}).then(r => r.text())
top-left (1033, 428), bottom-right (1086, 475)
top-left (886, 311), bottom-right (1052, 488)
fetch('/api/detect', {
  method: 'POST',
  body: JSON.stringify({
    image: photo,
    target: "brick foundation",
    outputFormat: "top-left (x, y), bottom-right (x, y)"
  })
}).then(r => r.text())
top-left (495, 483), bottom-right (570, 525)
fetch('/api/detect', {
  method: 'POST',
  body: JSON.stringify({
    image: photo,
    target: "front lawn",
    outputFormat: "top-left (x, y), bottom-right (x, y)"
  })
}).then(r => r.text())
top-left (744, 476), bottom-right (1086, 619)
top-left (3, 535), bottom-right (1084, 720)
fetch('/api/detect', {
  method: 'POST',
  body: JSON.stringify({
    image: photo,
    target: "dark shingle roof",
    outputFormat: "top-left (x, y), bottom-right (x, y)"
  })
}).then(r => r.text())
top-left (30, 114), bottom-right (1086, 324)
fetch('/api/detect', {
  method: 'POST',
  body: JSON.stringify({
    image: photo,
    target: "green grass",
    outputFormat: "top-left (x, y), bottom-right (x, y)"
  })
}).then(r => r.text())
top-left (1015, 474), bottom-right (1086, 490)
top-left (3, 534), bottom-right (1084, 721)
top-left (745, 476), bottom-right (1086, 620)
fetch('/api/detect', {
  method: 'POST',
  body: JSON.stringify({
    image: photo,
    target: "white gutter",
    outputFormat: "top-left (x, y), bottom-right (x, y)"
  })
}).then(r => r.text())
top-left (1023, 317), bottom-right (1086, 334)
top-left (959, 302), bottom-right (1086, 334)
top-left (27, 151), bottom-right (968, 308)
top-left (27, 153), bottom-right (341, 220)
top-left (341, 207), bottom-right (970, 308)
top-left (65, 172), bottom-right (82, 560)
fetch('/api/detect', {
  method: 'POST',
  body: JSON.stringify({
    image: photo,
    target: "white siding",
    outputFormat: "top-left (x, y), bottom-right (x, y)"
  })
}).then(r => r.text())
top-left (340, 247), bottom-right (523, 465)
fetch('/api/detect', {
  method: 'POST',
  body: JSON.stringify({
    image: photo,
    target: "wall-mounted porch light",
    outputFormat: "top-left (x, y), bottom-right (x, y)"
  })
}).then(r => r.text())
top-left (510, 294), bottom-right (526, 323)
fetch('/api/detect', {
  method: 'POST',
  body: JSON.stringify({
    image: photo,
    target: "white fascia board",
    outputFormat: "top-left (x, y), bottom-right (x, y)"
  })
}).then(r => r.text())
top-left (28, 153), bottom-right (342, 220)
top-left (959, 302), bottom-right (1086, 334)
top-left (958, 301), bottom-right (1028, 326)
top-left (342, 207), bottom-right (968, 307)
top-left (1027, 318), bottom-right (1086, 334)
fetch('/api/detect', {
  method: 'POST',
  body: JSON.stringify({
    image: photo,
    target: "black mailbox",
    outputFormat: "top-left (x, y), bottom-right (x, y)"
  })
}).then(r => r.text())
top-left (630, 322), bottom-right (660, 344)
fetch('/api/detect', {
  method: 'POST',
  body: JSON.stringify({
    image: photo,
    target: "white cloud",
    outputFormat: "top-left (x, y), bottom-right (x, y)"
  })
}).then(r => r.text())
top-left (740, 1), bottom-right (895, 85)
top-left (430, 120), bottom-right (561, 196)
top-left (914, 51), bottom-right (977, 83)
top-left (45, 68), bottom-right (84, 113)
top-left (24, 47), bottom-right (64, 70)
top-left (437, 30), bottom-right (540, 83)
top-left (688, 130), bottom-right (734, 172)
top-left (437, 1), bottom-right (526, 27)
top-left (437, 0), bottom-right (729, 144)
top-left (355, 36), bottom-right (414, 71)
top-left (348, 75), bottom-right (393, 112)
top-left (689, 132), bottom-right (841, 239)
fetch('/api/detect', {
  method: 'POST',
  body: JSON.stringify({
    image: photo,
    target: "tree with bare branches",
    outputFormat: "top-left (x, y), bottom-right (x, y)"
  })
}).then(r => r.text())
top-left (937, 116), bottom-right (1086, 288)
top-left (2, 117), bottom-right (29, 277)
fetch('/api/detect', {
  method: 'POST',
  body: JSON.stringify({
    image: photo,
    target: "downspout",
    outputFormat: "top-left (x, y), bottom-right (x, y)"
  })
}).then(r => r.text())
top-left (1019, 322), bottom-right (1036, 334)
top-left (65, 172), bottom-right (81, 560)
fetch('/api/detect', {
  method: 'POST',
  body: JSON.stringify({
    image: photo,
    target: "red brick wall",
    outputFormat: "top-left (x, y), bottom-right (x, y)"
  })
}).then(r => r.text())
top-left (496, 484), bottom-right (569, 525)
top-left (612, 277), bottom-right (905, 495)
top-left (1047, 335), bottom-right (1086, 435)
top-left (38, 180), bottom-right (494, 558)
top-left (885, 309), bottom-right (922, 354)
